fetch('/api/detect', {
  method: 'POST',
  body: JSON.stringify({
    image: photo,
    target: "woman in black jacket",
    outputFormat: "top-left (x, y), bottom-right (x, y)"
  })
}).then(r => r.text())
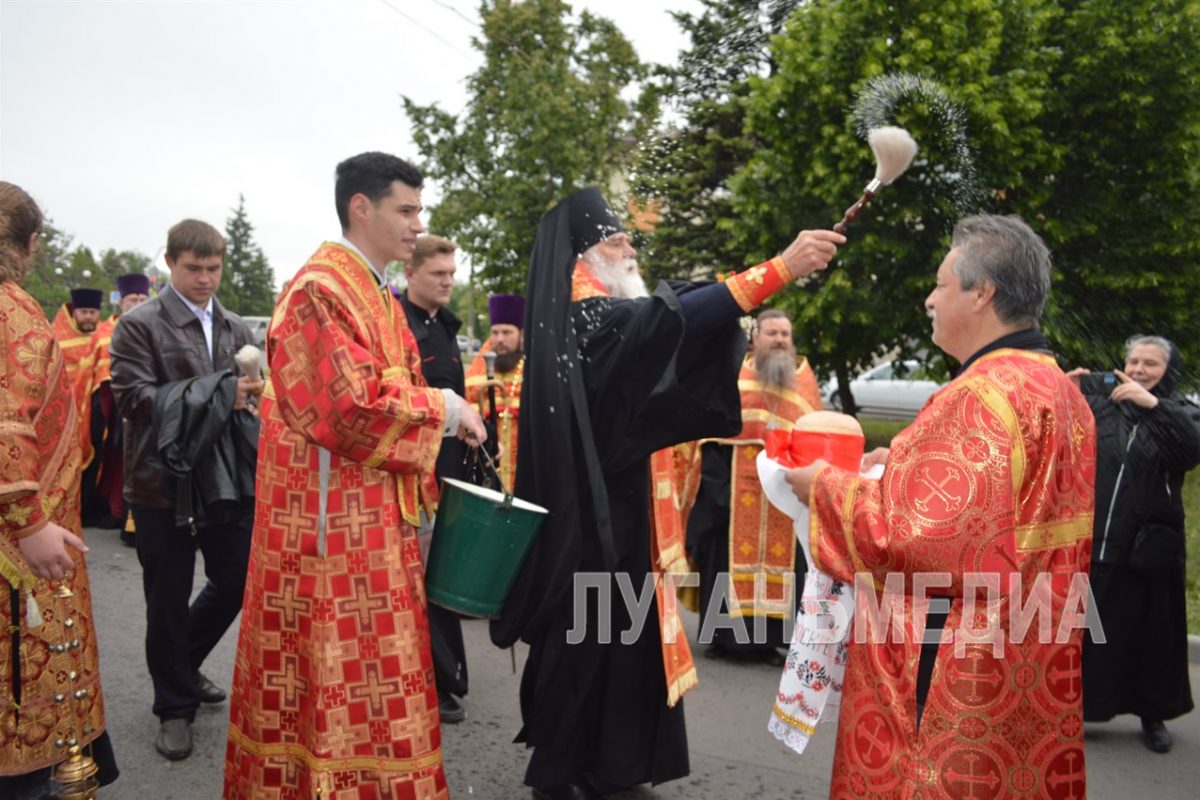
top-left (1074, 336), bottom-right (1200, 753)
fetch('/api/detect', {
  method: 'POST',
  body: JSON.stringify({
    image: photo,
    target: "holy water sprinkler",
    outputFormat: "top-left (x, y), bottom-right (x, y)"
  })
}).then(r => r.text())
top-left (832, 125), bottom-right (918, 234)
top-left (235, 344), bottom-right (265, 397)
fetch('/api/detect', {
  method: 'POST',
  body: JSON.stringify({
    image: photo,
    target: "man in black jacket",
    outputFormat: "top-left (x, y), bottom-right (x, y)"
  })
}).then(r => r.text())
top-left (109, 219), bottom-right (263, 761)
top-left (398, 233), bottom-right (472, 724)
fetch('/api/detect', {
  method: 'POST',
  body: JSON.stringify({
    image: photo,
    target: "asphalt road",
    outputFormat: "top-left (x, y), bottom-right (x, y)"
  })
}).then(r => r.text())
top-left (78, 524), bottom-right (1198, 799)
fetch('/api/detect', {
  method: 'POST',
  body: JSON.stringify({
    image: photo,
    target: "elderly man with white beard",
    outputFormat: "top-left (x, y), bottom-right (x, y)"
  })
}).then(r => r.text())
top-left (685, 309), bottom-right (824, 666)
top-left (491, 187), bottom-right (844, 800)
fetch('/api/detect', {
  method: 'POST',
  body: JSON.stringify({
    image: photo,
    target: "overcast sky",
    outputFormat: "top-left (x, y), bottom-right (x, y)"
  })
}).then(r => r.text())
top-left (0, 0), bottom-right (701, 282)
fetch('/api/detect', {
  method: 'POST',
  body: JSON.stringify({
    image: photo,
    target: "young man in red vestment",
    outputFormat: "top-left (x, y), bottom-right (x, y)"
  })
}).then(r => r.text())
top-left (224, 152), bottom-right (484, 799)
top-left (786, 214), bottom-right (1096, 799)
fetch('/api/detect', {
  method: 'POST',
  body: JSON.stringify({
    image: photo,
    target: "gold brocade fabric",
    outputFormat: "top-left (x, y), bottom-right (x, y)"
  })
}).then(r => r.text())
top-left (74, 316), bottom-right (118, 468)
top-left (223, 243), bottom-right (449, 799)
top-left (706, 360), bottom-right (822, 618)
top-left (1, 282), bottom-right (105, 776)
top-left (464, 342), bottom-right (523, 491)
top-left (49, 305), bottom-right (95, 435)
top-left (809, 349), bottom-right (1095, 799)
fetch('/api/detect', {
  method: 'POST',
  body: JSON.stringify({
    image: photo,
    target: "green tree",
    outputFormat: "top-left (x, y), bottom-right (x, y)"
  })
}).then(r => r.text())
top-left (1036, 0), bottom-right (1200, 373)
top-left (24, 221), bottom-right (78, 318)
top-left (632, 0), bottom-right (800, 284)
top-left (730, 0), bottom-right (1064, 411)
top-left (222, 195), bottom-right (277, 316)
top-left (403, 0), bottom-right (655, 293)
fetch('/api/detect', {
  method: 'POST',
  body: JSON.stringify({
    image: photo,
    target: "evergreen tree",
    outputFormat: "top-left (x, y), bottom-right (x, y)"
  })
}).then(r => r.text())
top-left (403, 0), bottom-right (656, 293)
top-left (222, 195), bottom-right (277, 316)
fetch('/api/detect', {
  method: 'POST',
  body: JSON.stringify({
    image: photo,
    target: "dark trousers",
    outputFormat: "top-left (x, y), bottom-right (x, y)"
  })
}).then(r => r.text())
top-left (429, 603), bottom-right (468, 697)
top-left (131, 505), bottom-right (251, 720)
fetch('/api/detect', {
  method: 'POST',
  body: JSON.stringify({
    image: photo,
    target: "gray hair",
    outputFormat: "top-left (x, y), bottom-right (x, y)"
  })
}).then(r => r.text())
top-left (1124, 335), bottom-right (1172, 361)
top-left (951, 214), bottom-right (1051, 326)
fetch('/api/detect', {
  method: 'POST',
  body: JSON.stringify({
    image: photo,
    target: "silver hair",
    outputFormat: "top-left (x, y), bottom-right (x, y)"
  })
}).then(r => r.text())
top-left (1124, 335), bottom-right (1172, 361)
top-left (950, 214), bottom-right (1051, 326)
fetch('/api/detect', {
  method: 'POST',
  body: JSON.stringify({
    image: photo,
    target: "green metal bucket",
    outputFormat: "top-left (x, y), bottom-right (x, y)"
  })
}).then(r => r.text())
top-left (426, 477), bottom-right (548, 618)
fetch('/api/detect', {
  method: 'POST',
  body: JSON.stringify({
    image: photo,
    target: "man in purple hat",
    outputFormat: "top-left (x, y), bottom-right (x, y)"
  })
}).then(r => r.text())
top-left (465, 293), bottom-right (525, 491)
top-left (78, 274), bottom-right (152, 531)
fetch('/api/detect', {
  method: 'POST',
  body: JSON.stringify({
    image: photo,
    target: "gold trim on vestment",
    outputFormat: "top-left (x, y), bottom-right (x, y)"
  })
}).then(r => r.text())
top-left (227, 721), bottom-right (443, 774)
top-left (1016, 514), bottom-right (1091, 552)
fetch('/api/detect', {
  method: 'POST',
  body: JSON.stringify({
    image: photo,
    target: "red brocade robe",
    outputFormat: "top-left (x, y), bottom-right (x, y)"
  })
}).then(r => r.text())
top-left (708, 359), bottom-right (822, 618)
top-left (1, 283), bottom-right (106, 776)
top-left (807, 349), bottom-right (1095, 799)
top-left (75, 316), bottom-right (118, 469)
top-left (224, 243), bottom-right (449, 799)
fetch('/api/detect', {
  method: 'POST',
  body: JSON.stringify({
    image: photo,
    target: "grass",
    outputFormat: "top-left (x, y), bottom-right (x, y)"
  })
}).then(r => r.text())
top-left (857, 418), bottom-right (1200, 635)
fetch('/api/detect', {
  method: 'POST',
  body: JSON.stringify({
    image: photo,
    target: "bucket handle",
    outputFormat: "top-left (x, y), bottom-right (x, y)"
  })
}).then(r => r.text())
top-left (478, 444), bottom-right (515, 511)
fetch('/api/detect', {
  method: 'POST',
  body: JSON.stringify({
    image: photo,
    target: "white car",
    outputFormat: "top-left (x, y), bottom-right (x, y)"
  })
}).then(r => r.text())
top-left (823, 360), bottom-right (944, 420)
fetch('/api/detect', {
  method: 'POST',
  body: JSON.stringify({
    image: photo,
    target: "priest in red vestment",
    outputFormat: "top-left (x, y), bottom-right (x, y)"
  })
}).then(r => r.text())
top-left (464, 293), bottom-right (525, 491)
top-left (223, 152), bottom-right (485, 800)
top-left (786, 214), bottom-right (1095, 799)
top-left (687, 309), bottom-right (823, 664)
top-left (78, 274), bottom-right (151, 530)
top-left (50, 287), bottom-right (103, 424)
top-left (1, 181), bottom-right (118, 795)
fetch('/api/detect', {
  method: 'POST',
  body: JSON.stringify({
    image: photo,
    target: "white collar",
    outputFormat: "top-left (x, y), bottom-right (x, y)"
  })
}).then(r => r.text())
top-left (172, 285), bottom-right (212, 318)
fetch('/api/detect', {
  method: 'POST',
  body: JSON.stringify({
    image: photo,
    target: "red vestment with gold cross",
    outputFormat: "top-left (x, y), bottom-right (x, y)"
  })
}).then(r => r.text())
top-left (705, 359), bottom-right (822, 619)
top-left (1, 282), bottom-right (106, 777)
top-left (808, 349), bottom-right (1094, 799)
top-left (223, 243), bottom-right (449, 799)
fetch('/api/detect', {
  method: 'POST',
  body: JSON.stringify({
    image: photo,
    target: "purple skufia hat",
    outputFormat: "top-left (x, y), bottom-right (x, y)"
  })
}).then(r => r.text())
top-left (115, 273), bottom-right (151, 297)
top-left (488, 294), bottom-right (525, 329)
top-left (70, 288), bottom-right (102, 309)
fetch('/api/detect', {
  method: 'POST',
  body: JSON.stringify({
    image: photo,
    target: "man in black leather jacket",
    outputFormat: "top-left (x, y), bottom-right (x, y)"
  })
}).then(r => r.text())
top-left (109, 219), bottom-right (263, 761)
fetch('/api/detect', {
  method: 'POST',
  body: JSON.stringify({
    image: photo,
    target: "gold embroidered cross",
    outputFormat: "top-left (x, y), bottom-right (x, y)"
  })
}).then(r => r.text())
top-left (742, 265), bottom-right (768, 285)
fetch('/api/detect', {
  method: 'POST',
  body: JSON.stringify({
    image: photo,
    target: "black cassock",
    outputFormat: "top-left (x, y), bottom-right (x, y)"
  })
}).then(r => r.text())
top-left (497, 281), bottom-right (748, 790)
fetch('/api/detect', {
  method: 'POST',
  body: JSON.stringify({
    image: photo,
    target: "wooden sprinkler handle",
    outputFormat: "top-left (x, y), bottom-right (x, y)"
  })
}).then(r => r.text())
top-left (833, 188), bottom-right (878, 235)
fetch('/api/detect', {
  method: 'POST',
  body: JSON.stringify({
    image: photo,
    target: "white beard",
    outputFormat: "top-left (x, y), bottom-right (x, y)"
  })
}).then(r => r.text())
top-left (584, 251), bottom-right (649, 299)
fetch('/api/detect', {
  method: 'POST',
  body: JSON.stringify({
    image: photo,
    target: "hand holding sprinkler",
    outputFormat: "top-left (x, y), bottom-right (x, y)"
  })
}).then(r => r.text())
top-left (833, 126), bottom-right (918, 234)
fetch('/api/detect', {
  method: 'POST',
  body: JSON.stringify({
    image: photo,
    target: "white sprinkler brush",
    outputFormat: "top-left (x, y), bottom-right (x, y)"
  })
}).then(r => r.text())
top-left (235, 344), bottom-right (265, 397)
top-left (833, 125), bottom-right (919, 235)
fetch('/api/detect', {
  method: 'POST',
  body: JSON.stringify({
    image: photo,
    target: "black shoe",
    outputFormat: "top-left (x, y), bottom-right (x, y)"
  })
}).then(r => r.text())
top-left (438, 691), bottom-right (467, 724)
top-left (532, 782), bottom-right (600, 800)
top-left (195, 671), bottom-right (226, 704)
top-left (1142, 719), bottom-right (1173, 753)
top-left (155, 718), bottom-right (193, 760)
top-left (85, 513), bottom-right (123, 530)
top-left (119, 530), bottom-right (135, 547)
top-left (762, 649), bottom-right (787, 667)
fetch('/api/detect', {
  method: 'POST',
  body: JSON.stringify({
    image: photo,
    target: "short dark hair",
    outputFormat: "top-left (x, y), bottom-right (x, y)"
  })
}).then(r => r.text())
top-left (410, 234), bottom-right (456, 270)
top-left (0, 181), bottom-right (43, 284)
top-left (167, 219), bottom-right (225, 261)
top-left (335, 152), bottom-right (424, 231)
